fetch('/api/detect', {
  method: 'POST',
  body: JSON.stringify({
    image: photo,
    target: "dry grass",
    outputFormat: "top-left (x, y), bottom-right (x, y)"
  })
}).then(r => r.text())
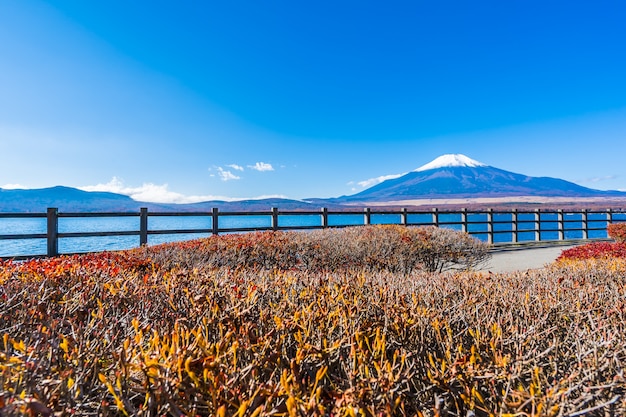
top-left (1, 229), bottom-right (625, 416)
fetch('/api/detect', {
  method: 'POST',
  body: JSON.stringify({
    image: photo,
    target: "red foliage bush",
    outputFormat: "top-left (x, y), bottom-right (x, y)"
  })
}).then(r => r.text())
top-left (608, 222), bottom-right (626, 242)
top-left (558, 241), bottom-right (626, 260)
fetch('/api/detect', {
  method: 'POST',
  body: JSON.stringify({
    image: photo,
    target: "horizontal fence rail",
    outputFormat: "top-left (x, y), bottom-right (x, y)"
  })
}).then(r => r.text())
top-left (1, 207), bottom-right (625, 259)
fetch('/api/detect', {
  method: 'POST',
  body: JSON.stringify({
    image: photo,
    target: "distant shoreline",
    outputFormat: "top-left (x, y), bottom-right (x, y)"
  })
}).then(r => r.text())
top-left (345, 196), bottom-right (626, 210)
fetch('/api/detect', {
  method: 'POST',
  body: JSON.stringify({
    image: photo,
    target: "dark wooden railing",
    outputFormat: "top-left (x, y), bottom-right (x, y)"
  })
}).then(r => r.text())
top-left (1, 207), bottom-right (625, 259)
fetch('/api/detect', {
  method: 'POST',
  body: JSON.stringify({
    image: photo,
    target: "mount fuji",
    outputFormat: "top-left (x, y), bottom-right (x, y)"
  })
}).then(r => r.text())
top-left (337, 154), bottom-right (626, 203)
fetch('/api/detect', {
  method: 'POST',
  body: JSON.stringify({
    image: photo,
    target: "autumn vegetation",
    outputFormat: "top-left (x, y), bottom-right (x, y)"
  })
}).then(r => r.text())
top-left (558, 222), bottom-right (626, 261)
top-left (607, 222), bottom-right (626, 243)
top-left (1, 225), bottom-right (626, 416)
top-left (143, 225), bottom-right (491, 274)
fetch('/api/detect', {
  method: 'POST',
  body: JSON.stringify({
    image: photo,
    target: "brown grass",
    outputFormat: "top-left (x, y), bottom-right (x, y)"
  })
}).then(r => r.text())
top-left (1, 232), bottom-right (625, 416)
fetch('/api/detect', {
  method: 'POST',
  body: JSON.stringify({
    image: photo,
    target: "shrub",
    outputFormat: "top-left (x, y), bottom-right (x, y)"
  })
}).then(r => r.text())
top-left (2, 251), bottom-right (626, 415)
top-left (408, 225), bottom-right (492, 272)
top-left (141, 225), bottom-right (491, 273)
top-left (301, 225), bottom-right (492, 273)
top-left (558, 241), bottom-right (626, 260)
top-left (608, 222), bottom-right (626, 242)
top-left (137, 231), bottom-right (302, 271)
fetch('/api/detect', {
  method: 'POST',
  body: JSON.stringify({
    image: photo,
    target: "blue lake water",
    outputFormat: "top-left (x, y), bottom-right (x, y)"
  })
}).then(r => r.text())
top-left (0, 211), bottom-right (624, 258)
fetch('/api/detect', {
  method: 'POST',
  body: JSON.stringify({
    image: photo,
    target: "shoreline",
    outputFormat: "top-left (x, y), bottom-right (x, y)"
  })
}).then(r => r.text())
top-left (343, 196), bottom-right (626, 210)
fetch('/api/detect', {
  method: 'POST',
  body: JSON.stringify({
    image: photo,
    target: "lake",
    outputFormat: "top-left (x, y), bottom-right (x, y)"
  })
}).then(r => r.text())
top-left (0, 210), bottom-right (623, 258)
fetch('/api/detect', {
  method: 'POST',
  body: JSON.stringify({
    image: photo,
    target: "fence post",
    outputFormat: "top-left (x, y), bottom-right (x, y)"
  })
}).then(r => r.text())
top-left (432, 208), bottom-right (439, 227)
top-left (401, 208), bottom-right (408, 226)
top-left (321, 207), bottom-right (328, 228)
top-left (212, 208), bottom-right (219, 235)
top-left (271, 207), bottom-right (279, 231)
top-left (486, 208), bottom-right (494, 244)
top-left (534, 209), bottom-right (541, 242)
top-left (557, 209), bottom-right (564, 241)
top-left (581, 209), bottom-right (588, 240)
top-left (47, 208), bottom-right (59, 257)
top-left (364, 208), bottom-right (371, 225)
top-left (460, 208), bottom-right (467, 233)
top-left (511, 209), bottom-right (518, 243)
top-left (140, 208), bottom-right (148, 246)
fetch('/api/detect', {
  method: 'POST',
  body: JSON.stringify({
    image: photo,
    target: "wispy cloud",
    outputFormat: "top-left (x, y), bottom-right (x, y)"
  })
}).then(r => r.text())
top-left (248, 162), bottom-right (274, 172)
top-left (211, 162), bottom-right (275, 176)
top-left (578, 175), bottom-right (618, 184)
top-left (217, 167), bottom-right (241, 181)
top-left (226, 164), bottom-right (244, 171)
top-left (355, 173), bottom-right (405, 189)
top-left (1, 183), bottom-right (27, 189)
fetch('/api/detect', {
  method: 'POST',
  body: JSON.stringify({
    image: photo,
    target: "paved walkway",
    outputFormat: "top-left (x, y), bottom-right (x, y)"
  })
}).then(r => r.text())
top-left (479, 245), bottom-right (577, 273)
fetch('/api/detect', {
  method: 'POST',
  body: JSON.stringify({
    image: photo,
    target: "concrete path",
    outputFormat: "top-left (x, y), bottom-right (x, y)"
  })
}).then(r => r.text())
top-left (479, 245), bottom-right (577, 273)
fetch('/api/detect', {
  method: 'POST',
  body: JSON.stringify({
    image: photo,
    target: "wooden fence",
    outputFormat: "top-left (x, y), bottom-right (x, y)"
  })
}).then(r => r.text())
top-left (1, 207), bottom-right (625, 259)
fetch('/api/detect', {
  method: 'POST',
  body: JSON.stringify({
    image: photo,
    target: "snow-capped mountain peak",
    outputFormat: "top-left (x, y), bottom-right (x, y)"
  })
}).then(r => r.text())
top-left (414, 154), bottom-right (486, 172)
top-left (339, 153), bottom-right (626, 202)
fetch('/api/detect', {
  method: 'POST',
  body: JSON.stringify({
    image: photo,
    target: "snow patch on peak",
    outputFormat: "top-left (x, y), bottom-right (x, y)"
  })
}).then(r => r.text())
top-left (414, 154), bottom-right (486, 172)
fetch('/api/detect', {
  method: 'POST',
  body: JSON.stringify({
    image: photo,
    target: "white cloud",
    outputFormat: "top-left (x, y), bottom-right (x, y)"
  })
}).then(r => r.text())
top-left (78, 177), bottom-right (232, 204)
top-left (1, 183), bottom-right (26, 189)
top-left (3, 175), bottom-right (298, 204)
top-left (226, 164), bottom-right (244, 171)
top-left (248, 162), bottom-right (274, 172)
top-left (245, 194), bottom-right (290, 200)
top-left (217, 167), bottom-right (241, 181)
top-left (356, 173), bottom-right (405, 189)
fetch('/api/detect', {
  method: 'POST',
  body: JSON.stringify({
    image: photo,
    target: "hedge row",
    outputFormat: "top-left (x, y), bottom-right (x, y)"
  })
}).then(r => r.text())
top-left (140, 225), bottom-right (491, 273)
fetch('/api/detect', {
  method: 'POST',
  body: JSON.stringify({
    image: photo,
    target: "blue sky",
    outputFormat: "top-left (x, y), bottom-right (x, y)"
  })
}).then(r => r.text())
top-left (1, 0), bottom-right (625, 203)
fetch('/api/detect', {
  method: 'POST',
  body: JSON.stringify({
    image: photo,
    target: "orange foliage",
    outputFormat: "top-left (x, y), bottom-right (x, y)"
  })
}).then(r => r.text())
top-left (608, 222), bottom-right (626, 242)
top-left (1, 230), bottom-right (626, 415)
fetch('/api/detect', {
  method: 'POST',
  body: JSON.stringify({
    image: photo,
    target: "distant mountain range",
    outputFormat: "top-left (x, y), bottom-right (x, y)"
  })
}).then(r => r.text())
top-left (335, 154), bottom-right (626, 203)
top-left (0, 186), bottom-right (145, 212)
top-left (2, 154), bottom-right (625, 212)
top-left (0, 186), bottom-right (338, 213)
